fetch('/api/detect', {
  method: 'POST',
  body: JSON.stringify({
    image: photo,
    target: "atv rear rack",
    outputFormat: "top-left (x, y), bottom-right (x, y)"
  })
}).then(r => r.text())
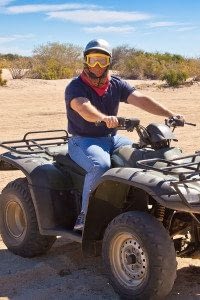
top-left (0, 129), bottom-right (69, 155)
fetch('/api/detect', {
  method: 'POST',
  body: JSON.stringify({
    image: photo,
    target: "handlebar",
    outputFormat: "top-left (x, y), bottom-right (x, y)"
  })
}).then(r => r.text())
top-left (95, 117), bottom-right (140, 132)
top-left (96, 116), bottom-right (196, 133)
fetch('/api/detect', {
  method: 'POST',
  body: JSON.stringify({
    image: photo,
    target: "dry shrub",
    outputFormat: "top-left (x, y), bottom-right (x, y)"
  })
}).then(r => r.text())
top-left (193, 75), bottom-right (200, 82)
top-left (0, 69), bottom-right (7, 86)
top-left (8, 57), bottom-right (32, 79)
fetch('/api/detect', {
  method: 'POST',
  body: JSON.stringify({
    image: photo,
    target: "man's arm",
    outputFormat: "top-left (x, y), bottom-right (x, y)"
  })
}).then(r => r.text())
top-left (127, 90), bottom-right (175, 117)
top-left (70, 97), bottom-right (118, 128)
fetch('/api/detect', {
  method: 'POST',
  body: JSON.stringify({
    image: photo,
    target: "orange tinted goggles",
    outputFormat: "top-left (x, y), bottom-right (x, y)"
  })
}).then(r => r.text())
top-left (85, 53), bottom-right (111, 68)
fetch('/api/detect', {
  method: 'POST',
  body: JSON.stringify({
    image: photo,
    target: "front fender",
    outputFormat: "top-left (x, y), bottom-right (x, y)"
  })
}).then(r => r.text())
top-left (91, 167), bottom-right (174, 207)
top-left (89, 167), bottom-right (200, 211)
top-left (82, 167), bottom-right (199, 253)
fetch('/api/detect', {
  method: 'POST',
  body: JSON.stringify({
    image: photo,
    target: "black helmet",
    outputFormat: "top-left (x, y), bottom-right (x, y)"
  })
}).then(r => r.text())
top-left (83, 39), bottom-right (112, 57)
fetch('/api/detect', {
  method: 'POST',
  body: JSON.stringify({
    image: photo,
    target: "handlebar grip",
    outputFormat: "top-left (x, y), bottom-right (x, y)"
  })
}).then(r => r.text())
top-left (95, 117), bottom-right (140, 131)
top-left (95, 117), bottom-right (127, 127)
top-left (95, 120), bottom-right (104, 127)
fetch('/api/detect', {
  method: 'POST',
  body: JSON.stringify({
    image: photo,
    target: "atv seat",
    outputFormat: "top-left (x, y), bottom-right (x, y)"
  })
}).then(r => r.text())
top-left (46, 144), bottom-right (86, 176)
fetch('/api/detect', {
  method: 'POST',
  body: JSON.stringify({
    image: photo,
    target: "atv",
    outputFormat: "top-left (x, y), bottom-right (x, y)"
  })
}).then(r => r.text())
top-left (0, 117), bottom-right (200, 299)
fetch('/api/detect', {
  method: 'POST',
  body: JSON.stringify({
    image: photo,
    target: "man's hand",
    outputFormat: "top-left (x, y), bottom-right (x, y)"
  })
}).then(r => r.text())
top-left (167, 114), bottom-right (185, 127)
top-left (171, 114), bottom-right (185, 125)
top-left (102, 116), bottom-right (119, 128)
top-left (172, 114), bottom-right (185, 121)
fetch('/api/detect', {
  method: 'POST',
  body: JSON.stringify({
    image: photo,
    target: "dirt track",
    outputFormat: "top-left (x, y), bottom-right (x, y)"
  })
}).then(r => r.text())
top-left (0, 76), bottom-right (200, 299)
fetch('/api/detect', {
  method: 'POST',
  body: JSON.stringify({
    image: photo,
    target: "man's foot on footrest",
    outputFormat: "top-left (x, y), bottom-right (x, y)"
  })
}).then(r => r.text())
top-left (73, 211), bottom-right (85, 231)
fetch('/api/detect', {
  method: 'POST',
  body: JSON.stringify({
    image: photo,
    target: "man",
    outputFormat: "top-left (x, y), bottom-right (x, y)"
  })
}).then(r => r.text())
top-left (65, 39), bottom-right (183, 231)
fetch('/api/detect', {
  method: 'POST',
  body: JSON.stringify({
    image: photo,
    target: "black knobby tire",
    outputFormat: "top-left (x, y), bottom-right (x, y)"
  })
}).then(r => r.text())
top-left (102, 211), bottom-right (177, 299)
top-left (0, 178), bottom-right (56, 257)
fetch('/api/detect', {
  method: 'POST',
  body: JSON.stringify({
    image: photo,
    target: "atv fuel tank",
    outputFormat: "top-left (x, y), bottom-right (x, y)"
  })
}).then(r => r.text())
top-left (111, 145), bottom-right (182, 168)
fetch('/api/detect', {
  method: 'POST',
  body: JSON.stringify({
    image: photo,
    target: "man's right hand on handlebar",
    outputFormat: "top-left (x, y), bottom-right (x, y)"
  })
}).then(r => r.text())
top-left (101, 116), bottom-right (119, 128)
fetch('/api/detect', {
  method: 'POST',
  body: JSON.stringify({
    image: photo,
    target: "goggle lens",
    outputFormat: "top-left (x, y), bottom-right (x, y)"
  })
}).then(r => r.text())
top-left (85, 53), bottom-right (110, 68)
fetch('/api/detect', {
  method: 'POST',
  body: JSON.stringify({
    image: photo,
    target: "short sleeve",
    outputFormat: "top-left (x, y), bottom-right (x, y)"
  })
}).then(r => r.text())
top-left (65, 77), bottom-right (88, 106)
top-left (120, 78), bottom-right (136, 103)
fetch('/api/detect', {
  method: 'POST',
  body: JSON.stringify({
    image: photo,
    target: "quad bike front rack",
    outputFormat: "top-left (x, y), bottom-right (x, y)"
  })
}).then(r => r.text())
top-left (0, 129), bottom-right (69, 155)
top-left (137, 153), bottom-right (200, 208)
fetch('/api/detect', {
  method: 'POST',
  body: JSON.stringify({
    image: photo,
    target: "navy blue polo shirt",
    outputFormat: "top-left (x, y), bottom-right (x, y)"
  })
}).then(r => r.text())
top-left (65, 75), bottom-right (135, 137)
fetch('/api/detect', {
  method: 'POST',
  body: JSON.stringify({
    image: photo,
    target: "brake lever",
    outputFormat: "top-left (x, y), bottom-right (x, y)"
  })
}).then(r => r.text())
top-left (185, 122), bottom-right (196, 126)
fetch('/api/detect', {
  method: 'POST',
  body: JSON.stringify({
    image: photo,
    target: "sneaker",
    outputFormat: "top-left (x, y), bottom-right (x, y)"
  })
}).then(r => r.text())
top-left (73, 212), bottom-right (85, 231)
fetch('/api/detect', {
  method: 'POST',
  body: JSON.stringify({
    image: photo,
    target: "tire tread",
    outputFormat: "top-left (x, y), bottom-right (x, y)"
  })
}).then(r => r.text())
top-left (0, 178), bottom-right (56, 257)
top-left (102, 211), bottom-right (177, 299)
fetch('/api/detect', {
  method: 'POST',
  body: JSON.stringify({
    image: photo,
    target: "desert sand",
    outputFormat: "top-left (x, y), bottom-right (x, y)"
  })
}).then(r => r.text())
top-left (0, 70), bottom-right (200, 299)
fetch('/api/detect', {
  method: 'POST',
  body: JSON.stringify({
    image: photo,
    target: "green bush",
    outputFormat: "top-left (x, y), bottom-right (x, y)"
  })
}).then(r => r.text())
top-left (30, 59), bottom-right (75, 80)
top-left (162, 70), bottom-right (188, 87)
top-left (30, 42), bottom-right (82, 79)
top-left (1, 43), bottom-right (200, 81)
top-left (111, 46), bottom-right (200, 80)
top-left (0, 69), bottom-right (7, 86)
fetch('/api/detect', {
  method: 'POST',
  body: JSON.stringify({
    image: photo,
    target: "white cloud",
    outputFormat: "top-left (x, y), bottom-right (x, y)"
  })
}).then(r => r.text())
top-left (142, 32), bottom-right (154, 35)
top-left (6, 3), bottom-right (99, 14)
top-left (47, 9), bottom-right (151, 24)
top-left (0, 0), bottom-right (14, 6)
top-left (176, 26), bottom-right (197, 32)
top-left (0, 34), bottom-right (35, 44)
top-left (83, 25), bottom-right (136, 34)
top-left (148, 22), bottom-right (182, 28)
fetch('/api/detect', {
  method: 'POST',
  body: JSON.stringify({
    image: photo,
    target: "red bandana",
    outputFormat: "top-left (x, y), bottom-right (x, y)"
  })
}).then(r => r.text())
top-left (80, 72), bottom-right (110, 96)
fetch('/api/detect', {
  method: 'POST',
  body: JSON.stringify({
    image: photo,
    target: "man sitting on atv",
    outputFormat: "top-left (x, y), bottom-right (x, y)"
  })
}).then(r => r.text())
top-left (65, 38), bottom-right (184, 231)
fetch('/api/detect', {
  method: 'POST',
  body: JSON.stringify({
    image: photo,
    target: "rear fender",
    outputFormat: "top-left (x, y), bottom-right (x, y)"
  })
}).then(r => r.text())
top-left (0, 152), bottom-right (74, 231)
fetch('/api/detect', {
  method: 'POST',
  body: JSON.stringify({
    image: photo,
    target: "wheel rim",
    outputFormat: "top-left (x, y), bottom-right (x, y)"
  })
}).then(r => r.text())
top-left (5, 200), bottom-right (27, 238)
top-left (110, 232), bottom-right (148, 288)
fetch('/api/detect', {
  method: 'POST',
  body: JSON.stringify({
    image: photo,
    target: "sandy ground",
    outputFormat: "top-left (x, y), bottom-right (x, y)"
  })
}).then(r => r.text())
top-left (0, 69), bottom-right (200, 299)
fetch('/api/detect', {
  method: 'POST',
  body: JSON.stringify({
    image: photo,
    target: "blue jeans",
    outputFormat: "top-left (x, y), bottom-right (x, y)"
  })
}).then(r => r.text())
top-left (68, 135), bottom-right (132, 213)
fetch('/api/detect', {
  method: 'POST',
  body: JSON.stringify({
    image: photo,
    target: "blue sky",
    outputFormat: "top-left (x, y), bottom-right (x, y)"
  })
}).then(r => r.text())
top-left (0, 0), bottom-right (200, 57)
